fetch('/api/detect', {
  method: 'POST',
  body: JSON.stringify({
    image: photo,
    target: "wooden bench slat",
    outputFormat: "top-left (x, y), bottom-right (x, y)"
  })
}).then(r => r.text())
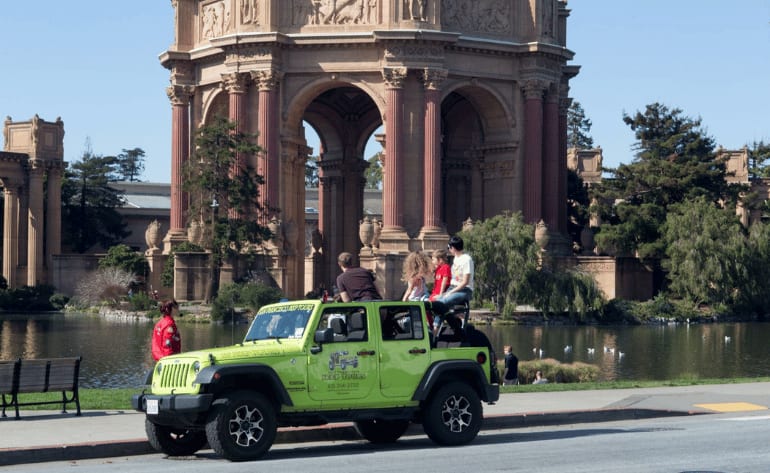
top-left (16, 360), bottom-right (49, 393)
top-left (0, 361), bottom-right (18, 394)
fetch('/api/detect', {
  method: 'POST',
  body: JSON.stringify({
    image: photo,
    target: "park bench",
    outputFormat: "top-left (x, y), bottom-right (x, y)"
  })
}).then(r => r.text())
top-left (0, 357), bottom-right (82, 420)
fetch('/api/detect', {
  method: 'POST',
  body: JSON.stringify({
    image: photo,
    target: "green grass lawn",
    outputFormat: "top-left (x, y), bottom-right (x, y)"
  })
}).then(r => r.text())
top-left (10, 377), bottom-right (770, 412)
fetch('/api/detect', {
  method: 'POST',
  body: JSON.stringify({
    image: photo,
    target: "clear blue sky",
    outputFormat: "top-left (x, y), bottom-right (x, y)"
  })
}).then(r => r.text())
top-left (1, 1), bottom-right (768, 183)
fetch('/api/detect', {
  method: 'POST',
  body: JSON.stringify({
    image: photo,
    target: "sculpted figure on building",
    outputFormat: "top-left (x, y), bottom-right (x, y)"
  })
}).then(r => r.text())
top-left (201, 1), bottom-right (232, 39)
top-left (441, 0), bottom-right (511, 34)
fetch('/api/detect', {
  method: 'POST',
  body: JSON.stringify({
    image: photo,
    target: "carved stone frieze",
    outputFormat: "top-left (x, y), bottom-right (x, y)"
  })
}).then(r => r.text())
top-left (170, 61), bottom-right (194, 84)
top-left (403, 0), bottom-right (428, 21)
top-left (240, 0), bottom-right (260, 25)
top-left (226, 47), bottom-right (273, 66)
top-left (286, 0), bottom-right (380, 27)
top-left (480, 159), bottom-right (515, 179)
top-left (441, 0), bottom-right (511, 35)
top-left (201, 0), bottom-right (233, 40)
top-left (385, 45), bottom-right (444, 64)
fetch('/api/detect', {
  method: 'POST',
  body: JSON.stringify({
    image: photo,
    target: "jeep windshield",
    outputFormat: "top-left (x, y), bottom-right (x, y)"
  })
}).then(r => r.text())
top-left (244, 303), bottom-right (314, 341)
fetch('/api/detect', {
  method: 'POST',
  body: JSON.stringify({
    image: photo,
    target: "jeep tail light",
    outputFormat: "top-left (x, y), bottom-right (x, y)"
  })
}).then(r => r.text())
top-left (476, 352), bottom-right (487, 364)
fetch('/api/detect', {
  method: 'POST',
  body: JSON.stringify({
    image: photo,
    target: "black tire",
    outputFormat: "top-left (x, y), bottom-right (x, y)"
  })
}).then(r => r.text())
top-left (422, 381), bottom-right (482, 446)
top-left (355, 419), bottom-right (410, 443)
top-left (145, 419), bottom-right (208, 457)
top-left (205, 390), bottom-right (277, 462)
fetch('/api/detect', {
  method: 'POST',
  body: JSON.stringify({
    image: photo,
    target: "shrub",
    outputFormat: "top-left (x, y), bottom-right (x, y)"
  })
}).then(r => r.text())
top-left (514, 358), bottom-right (600, 384)
top-left (211, 282), bottom-right (283, 322)
top-left (99, 244), bottom-right (150, 277)
top-left (72, 267), bottom-right (134, 307)
top-left (49, 293), bottom-right (70, 310)
top-left (129, 291), bottom-right (158, 311)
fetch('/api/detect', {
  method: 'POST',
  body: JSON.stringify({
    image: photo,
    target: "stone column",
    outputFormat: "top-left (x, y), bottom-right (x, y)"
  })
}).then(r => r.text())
top-left (542, 84), bottom-right (560, 231)
top-left (26, 160), bottom-right (44, 286)
top-left (2, 182), bottom-right (19, 288)
top-left (558, 93), bottom-right (571, 234)
top-left (45, 165), bottom-right (63, 272)
top-left (523, 80), bottom-right (546, 224)
top-left (379, 67), bottom-right (409, 249)
top-left (252, 69), bottom-right (282, 223)
top-left (222, 72), bottom-right (248, 219)
top-left (419, 68), bottom-right (448, 244)
top-left (165, 84), bottom-right (195, 251)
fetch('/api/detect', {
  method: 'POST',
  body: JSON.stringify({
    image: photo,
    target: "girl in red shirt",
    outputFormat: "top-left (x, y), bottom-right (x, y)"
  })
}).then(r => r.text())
top-left (152, 300), bottom-right (181, 361)
top-left (429, 249), bottom-right (451, 302)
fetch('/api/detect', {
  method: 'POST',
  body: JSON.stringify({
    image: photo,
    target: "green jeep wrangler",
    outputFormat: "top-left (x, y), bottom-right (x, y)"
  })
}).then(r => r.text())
top-left (132, 299), bottom-right (499, 461)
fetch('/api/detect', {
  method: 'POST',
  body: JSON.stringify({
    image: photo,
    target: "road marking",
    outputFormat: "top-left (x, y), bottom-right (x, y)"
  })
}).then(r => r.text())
top-left (694, 402), bottom-right (768, 412)
top-left (720, 414), bottom-right (770, 421)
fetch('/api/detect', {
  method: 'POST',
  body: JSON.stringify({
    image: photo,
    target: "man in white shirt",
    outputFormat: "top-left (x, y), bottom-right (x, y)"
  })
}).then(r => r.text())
top-left (437, 235), bottom-right (474, 307)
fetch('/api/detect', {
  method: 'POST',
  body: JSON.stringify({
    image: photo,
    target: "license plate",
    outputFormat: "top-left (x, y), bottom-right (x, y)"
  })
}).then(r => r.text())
top-left (146, 399), bottom-right (159, 415)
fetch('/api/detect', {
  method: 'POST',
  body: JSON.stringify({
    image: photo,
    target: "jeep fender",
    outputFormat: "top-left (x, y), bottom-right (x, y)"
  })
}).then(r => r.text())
top-left (412, 360), bottom-right (498, 403)
top-left (194, 364), bottom-right (293, 406)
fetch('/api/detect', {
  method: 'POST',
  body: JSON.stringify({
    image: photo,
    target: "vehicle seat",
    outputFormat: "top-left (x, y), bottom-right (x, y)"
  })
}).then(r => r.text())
top-left (330, 317), bottom-right (347, 342)
top-left (347, 311), bottom-right (367, 342)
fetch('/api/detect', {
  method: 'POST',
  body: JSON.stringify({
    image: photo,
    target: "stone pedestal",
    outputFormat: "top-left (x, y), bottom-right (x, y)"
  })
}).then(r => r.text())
top-left (376, 227), bottom-right (410, 253)
top-left (417, 227), bottom-right (449, 252)
top-left (144, 250), bottom-right (167, 298)
top-left (163, 229), bottom-right (189, 254)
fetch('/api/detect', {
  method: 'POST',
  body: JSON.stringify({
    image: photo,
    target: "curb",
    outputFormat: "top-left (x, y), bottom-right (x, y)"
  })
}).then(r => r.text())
top-left (0, 408), bottom-right (696, 466)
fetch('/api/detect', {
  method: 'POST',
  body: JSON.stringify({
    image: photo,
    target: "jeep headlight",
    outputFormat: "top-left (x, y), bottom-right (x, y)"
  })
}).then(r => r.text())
top-left (156, 362), bottom-right (163, 375)
top-left (192, 361), bottom-right (201, 373)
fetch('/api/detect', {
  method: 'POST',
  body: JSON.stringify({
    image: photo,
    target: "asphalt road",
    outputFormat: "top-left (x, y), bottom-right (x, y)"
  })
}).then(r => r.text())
top-left (7, 410), bottom-right (770, 473)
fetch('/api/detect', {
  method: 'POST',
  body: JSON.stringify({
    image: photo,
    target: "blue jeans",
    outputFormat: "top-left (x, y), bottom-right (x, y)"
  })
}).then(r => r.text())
top-left (437, 287), bottom-right (472, 307)
top-left (433, 288), bottom-right (472, 330)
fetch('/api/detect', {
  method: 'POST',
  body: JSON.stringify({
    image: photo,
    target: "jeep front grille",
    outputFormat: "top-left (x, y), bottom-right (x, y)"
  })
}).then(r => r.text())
top-left (159, 362), bottom-right (190, 388)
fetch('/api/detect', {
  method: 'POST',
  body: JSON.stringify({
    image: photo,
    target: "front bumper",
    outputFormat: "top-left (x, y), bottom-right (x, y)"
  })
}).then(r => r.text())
top-left (132, 392), bottom-right (214, 414)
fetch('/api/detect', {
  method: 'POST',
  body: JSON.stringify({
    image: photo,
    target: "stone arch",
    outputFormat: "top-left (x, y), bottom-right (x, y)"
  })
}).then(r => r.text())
top-left (285, 80), bottom-right (384, 288)
top-left (200, 87), bottom-right (230, 126)
top-left (439, 83), bottom-right (519, 232)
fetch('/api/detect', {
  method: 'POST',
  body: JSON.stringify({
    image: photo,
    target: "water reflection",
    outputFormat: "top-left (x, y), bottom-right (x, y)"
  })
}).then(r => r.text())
top-left (2, 312), bottom-right (770, 388)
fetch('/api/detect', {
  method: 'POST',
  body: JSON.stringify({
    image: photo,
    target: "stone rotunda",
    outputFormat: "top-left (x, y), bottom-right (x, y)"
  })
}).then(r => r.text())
top-left (162, 0), bottom-right (578, 299)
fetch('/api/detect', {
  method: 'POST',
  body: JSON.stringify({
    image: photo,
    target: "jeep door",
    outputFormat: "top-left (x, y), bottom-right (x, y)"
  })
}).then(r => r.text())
top-left (307, 306), bottom-right (378, 405)
top-left (377, 304), bottom-right (432, 398)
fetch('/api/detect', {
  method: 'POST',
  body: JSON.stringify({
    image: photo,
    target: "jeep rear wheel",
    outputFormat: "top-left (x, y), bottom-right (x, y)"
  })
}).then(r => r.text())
top-left (422, 381), bottom-right (482, 446)
top-left (205, 390), bottom-right (277, 461)
top-left (355, 419), bottom-right (410, 443)
top-left (145, 419), bottom-right (207, 457)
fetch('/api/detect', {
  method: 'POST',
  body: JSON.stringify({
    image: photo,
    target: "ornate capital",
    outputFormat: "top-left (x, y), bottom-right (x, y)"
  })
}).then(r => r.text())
top-left (221, 72), bottom-right (249, 94)
top-left (166, 84), bottom-right (195, 106)
top-left (522, 79), bottom-right (547, 100)
top-left (250, 69), bottom-right (283, 91)
top-left (382, 67), bottom-right (408, 89)
top-left (421, 68), bottom-right (448, 90)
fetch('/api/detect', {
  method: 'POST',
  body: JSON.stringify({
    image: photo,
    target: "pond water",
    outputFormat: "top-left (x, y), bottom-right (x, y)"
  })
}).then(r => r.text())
top-left (2, 312), bottom-right (769, 388)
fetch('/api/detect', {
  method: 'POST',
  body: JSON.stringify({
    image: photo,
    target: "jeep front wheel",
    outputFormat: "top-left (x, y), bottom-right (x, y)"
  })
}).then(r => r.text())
top-left (145, 419), bottom-right (208, 456)
top-left (205, 390), bottom-right (277, 461)
top-left (355, 419), bottom-right (410, 443)
top-left (422, 381), bottom-right (482, 446)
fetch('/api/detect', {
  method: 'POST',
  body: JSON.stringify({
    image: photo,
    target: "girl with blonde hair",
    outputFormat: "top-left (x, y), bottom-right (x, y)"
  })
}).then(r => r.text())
top-left (401, 251), bottom-right (432, 301)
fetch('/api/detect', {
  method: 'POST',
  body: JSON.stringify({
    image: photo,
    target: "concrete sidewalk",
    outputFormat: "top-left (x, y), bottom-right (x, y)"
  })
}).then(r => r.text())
top-left (2, 382), bottom-right (770, 466)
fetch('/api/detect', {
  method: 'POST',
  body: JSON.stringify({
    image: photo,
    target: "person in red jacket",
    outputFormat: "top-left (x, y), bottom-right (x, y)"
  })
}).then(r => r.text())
top-left (152, 300), bottom-right (181, 361)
